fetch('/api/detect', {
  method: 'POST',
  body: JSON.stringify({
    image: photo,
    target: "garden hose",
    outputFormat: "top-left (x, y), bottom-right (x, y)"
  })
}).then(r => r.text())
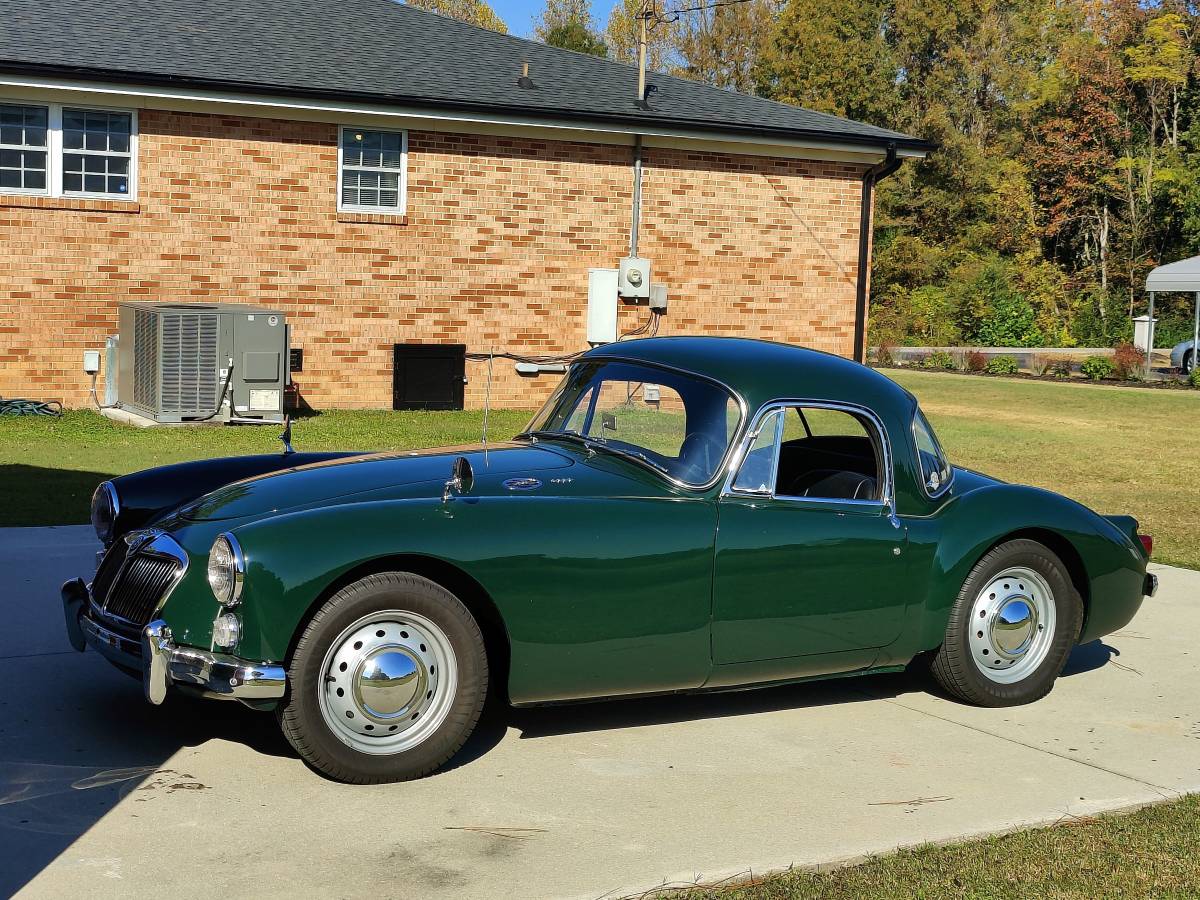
top-left (0, 397), bottom-right (63, 417)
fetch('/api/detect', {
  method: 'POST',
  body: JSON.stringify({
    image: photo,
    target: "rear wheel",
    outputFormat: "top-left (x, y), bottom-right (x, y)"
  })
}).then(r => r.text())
top-left (277, 572), bottom-right (488, 783)
top-left (931, 540), bottom-right (1082, 707)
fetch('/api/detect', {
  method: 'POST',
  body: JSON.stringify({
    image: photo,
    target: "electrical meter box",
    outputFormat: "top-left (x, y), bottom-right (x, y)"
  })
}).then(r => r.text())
top-left (117, 302), bottom-right (288, 424)
top-left (618, 256), bottom-right (652, 300)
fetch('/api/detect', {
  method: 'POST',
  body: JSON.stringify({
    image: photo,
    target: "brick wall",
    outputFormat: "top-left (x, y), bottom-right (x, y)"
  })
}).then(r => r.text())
top-left (0, 108), bottom-right (868, 409)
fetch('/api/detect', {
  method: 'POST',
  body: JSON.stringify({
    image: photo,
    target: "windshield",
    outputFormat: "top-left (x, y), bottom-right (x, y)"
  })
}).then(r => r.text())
top-left (522, 360), bottom-right (742, 486)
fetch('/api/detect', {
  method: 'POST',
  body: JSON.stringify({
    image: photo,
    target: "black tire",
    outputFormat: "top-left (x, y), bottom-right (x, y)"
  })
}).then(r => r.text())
top-left (1184, 350), bottom-right (1194, 375)
top-left (277, 572), bottom-right (488, 783)
top-left (930, 539), bottom-right (1082, 707)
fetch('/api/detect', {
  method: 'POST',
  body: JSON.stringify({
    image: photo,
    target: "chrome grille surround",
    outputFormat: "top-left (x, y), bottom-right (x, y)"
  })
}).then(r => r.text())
top-left (90, 531), bottom-right (189, 630)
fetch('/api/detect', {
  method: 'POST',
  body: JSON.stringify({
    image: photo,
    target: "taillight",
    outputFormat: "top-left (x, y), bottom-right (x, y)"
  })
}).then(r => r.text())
top-left (1138, 534), bottom-right (1153, 557)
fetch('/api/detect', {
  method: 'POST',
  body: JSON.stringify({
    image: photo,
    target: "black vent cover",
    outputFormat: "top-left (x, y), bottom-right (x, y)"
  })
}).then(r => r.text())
top-left (392, 344), bottom-right (466, 411)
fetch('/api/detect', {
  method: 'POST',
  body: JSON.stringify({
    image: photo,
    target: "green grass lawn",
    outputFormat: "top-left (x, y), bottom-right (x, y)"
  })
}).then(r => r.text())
top-left (693, 795), bottom-right (1200, 899)
top-left (2, 371), bottom-right (1197, 568)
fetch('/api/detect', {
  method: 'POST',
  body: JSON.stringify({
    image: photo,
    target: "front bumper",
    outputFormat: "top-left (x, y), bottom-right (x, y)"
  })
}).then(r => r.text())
top-left (63, 577), bottom-right (286, 706)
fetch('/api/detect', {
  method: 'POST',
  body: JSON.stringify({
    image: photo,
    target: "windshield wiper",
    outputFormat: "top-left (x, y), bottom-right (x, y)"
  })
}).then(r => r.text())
top-left (519, 430), bottom-right (671, 477)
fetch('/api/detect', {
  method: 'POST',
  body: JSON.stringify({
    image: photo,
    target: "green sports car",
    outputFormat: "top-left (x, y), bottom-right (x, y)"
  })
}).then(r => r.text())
top-left (63, 337), bottom-right (1156, 783)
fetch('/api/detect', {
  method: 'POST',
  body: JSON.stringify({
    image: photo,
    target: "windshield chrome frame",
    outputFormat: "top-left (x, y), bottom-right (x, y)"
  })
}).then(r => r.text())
top-left (721, 398), bottom-right (896, 514)
top-left (516, 356), bottom-right (749, 492)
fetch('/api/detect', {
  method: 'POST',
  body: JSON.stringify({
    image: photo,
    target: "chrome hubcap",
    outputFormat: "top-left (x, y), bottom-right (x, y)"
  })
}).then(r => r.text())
top-left (318, 611), bottom-right (457, 755)
top-left (968, 567), bottom-right (1056, 684)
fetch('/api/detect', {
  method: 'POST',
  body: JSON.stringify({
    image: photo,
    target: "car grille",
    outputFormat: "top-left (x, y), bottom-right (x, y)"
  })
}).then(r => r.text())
top-left (91, 539), bottom-right (129, 605)
top-left (95, 550), bottom-right (183, 627)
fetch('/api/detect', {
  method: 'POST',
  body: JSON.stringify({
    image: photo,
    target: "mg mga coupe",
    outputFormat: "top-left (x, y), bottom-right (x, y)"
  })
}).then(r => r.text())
top-left (63, 337), bottom-right (1156, 783)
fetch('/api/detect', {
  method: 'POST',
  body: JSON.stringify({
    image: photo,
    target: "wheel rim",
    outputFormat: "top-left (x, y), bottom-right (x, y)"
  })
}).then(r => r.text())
top-left (318, 610), bottom-right (458, 755)
top-left (968, 566), bottom-right (1056, 684)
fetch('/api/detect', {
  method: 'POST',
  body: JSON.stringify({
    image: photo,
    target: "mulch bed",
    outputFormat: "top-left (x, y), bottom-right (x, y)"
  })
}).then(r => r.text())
top-left (872, 364), bottom-right (1198, 391)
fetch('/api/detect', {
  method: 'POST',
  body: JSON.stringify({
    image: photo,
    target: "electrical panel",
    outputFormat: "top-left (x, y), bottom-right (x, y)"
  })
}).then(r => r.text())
top-left (587, 268), bottom-right (619, 344)
top-left (618, 256), bottom-right (652, 300)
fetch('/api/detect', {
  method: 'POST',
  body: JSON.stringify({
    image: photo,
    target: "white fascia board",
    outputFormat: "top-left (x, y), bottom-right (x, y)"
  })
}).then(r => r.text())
top-left (0, 73), bottom-right (927, 163)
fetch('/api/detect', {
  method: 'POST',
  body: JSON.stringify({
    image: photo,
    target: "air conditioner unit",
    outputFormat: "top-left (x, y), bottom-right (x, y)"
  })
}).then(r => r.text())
top-left (117, 302), bottom-right (288, 424)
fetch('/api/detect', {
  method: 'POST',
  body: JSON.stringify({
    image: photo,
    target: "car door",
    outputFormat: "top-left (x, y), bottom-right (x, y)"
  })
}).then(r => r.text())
top-left (711, 402), bottom-right (911, 672)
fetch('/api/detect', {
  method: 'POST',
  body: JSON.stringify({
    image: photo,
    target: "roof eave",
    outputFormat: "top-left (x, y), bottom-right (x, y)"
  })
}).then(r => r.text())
top-left (0, 61), bottom-right (936, 154)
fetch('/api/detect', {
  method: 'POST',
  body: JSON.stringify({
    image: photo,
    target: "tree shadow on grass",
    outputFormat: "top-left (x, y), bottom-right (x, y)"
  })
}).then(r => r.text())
top-left (0, 465), bottom-right (113, 526)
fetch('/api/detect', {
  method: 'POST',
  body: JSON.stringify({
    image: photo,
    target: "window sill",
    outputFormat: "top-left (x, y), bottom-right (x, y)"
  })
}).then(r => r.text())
top-left (337, 211), bottom-right (408, 225)
top-left (0, 194), bottom-right (141, 213)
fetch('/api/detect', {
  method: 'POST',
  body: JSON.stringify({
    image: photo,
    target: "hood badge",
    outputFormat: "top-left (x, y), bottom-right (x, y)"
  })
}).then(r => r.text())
top-left (503, 477), bottom-right (542, 491)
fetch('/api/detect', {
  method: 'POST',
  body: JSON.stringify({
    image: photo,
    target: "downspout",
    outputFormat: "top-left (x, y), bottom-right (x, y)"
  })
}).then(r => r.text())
top-left (853, 142), bottom-right (900, 363)
top-left (630, 134), bottom-right (643, 257)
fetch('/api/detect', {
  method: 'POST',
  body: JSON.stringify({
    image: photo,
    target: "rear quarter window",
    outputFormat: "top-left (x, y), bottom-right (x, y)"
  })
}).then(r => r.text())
top-left (913, 409), bottom-right (952, 496)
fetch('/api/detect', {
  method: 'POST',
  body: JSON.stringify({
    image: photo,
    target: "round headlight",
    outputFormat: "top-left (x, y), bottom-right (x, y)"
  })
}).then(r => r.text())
top-left (207, 533), bottom-right (245, 606)
top-left (90, 481), bottom-right (118, 544)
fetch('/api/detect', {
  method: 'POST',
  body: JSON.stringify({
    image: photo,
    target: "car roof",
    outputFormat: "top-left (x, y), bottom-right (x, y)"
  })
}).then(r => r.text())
top-left (583, 336), bottom-right (915, 417)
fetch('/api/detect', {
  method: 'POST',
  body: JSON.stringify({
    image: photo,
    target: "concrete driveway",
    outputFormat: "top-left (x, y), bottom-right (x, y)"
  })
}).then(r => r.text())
top-left (2, 525), bottom-right (1197, 899)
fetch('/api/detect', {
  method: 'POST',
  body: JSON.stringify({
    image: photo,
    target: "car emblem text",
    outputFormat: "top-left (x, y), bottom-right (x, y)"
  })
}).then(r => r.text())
top-left (503, 477), bottom-right (542, 491)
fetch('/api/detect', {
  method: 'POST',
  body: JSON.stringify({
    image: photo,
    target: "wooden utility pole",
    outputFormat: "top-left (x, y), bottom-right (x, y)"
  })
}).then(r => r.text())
top-left (637, 0), bottom-right (649, 102)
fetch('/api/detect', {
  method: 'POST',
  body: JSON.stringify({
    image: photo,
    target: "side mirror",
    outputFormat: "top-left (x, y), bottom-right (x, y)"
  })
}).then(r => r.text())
top-left (601, 412), bottom-right (617, 432)
top-left (443, 456), bottom-right (474, 503)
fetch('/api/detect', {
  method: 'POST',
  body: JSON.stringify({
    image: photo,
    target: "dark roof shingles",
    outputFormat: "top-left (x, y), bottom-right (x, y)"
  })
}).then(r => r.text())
top-left (0, 0), bottom-right (928, 148)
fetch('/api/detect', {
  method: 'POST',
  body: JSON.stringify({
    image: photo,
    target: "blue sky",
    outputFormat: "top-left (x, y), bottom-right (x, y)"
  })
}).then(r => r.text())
top-left (491, 0), bottom-right (616, 37)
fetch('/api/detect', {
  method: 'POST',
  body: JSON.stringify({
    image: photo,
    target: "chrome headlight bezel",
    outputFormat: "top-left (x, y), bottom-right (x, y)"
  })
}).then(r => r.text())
top-left (207, 533), bottom-right (245, 607)
top-left (90, 481), bottom-right (119, 544)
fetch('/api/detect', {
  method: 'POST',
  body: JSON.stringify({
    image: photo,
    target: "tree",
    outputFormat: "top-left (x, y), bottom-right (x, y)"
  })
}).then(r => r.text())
top-left (543, 21), bottom-right (608, 56)
top-left (407, 0), bottom-right (507, 33)
top-left (757, 0), bottom-right (896, 123)
top-left (535, 0), bottom-right (607, 55)
top-left (606, 0), bottom-right (676, 72)
top-left (673, 0), bottom-right (774, 93)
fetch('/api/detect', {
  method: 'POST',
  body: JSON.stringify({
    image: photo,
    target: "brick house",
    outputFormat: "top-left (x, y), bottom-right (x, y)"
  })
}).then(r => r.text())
top-left (0, 0), bottom-right (930, 410)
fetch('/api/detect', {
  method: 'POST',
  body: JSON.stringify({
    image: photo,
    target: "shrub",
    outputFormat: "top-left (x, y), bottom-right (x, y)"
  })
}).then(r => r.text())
top-left (1081, 355), bottom-right (1116, 381)
top-left (924, 350), bottom-right (956, 370)
top-left (1190, 367), bottom-right (1200, 389)
top-left (1030, 354), bottom-right (1053, 376)
top-left (984, 355), bottom-right (1020, 376)
top-left (964, 350), bottom-right (987, 372)
top-left (1048, 359), bottom-right (1072, 378)
top-left (875, 339), bottom-right (895, 367)
top-left (1112, 342), bottom-right (1145, 380)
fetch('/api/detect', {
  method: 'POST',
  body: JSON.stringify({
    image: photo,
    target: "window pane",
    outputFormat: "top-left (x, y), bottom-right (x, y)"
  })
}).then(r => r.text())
top-left (63, 172), bottom-right (82, 191)
top-left (776, 407), bottom-right (880, 500)
top-left (84, 131), bottom-right (107, 151)
top-left (108, 175), bottom-right (129, 194)
top-left (63, 128), bottom-right (84, 150)
top-left (0, 149), bottom-right (18, 167)
top-left (0, 169), bottom-right (17, 188)
top-left (732, 411), bottom-right (781, 493)
top-left (913, 409), bottom-right (951, 494)
top-left (110, 157), bottom-right (128, 175)
top-left (84, 155), bottom-right (106, 173)
top-left (25, 170), bottom-right (45, 189)
top-left (109, 133), bottom-right (129, 153)
top-left (0, 104), bottom-right (48, 147)
top-left (63, 153), bottom-right (83, 174)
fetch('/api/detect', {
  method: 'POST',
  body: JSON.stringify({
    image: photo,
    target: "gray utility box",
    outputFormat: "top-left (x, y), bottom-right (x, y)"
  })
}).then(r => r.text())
top-left (117, 302), bottom-right (288, 424)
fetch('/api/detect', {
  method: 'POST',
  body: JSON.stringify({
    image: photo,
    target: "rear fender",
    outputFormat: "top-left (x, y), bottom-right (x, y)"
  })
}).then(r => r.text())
top-left (905, 484), bottom-right (1146, 653)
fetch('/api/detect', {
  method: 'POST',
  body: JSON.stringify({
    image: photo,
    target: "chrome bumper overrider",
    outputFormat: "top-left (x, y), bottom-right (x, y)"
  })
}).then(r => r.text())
top-left (62, 578), bottom-right (286, 706)
top-left (141, 620), bottom-right (287, 705)
top-left (1144, 572), bottom-right (1159, 598)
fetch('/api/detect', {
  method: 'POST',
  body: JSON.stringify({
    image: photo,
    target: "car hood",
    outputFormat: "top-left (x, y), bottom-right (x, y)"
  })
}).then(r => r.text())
top-left (179, 442), bottom-right (574, 522)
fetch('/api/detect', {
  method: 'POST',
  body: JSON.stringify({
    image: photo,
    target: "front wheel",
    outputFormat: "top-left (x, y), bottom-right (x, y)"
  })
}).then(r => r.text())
top-left (931, 539), bottom-right (1082, 707)
top-left (277, 572), bottom-right (488, 783)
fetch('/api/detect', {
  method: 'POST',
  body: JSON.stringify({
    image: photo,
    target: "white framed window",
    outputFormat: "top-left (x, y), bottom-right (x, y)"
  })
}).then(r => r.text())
top-left (338, 126), bottom-right (406, 214)
top-left (0, 101), bottom-right (137, 200)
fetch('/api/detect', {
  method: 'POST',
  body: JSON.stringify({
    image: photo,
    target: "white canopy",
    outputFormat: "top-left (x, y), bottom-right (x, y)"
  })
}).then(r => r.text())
top-left (1145, 255), bottom-right (1200, 292)
top-left (1143, 255), bottom-right (1200, 378)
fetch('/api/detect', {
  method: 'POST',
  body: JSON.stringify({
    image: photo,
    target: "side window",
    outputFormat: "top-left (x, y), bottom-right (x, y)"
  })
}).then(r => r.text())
top-left (913, 408), bottom-right (951, 495)
top-left (731, 409), bottom-right (782, 493)
top-left (776, 407), bottom-right (880, 500)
